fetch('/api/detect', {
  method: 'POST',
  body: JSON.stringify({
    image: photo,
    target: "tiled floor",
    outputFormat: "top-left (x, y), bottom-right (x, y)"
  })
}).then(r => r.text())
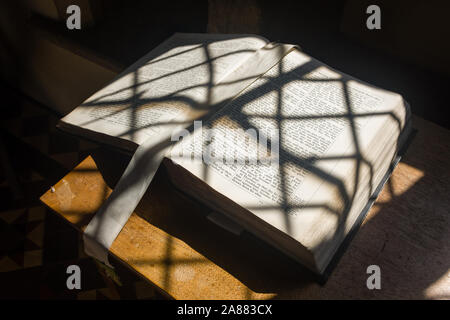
top-left (0, 90), bottom-right (163, 299)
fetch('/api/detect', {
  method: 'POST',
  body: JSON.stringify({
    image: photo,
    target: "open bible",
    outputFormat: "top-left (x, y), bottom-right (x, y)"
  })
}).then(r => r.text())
top-left (59, 33), bottom-right (412, 277)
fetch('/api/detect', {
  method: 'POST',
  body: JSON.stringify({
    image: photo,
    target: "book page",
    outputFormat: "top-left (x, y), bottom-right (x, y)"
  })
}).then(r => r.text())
top-left (170, 48), bottom-right (409, 270)
top-left (60, 33), bottom-right (269, 146)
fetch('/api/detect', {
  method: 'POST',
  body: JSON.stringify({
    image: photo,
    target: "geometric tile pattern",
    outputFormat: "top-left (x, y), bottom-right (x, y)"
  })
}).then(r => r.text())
top-left (0, 90), bottom-right (163, 299)
top-left (1, 94), bottom-right (98, 172)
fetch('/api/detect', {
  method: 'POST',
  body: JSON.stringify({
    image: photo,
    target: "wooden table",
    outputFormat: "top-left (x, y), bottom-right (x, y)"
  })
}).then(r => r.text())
top-left (40, 115), bottom-right (450, 299)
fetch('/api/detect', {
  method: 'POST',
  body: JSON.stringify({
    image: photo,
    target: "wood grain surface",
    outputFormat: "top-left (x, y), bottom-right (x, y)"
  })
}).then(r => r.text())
top-left (40, 115), bottom-right (450, 299)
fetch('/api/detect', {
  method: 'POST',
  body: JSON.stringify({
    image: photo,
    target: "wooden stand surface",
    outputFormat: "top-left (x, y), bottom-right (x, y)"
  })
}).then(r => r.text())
top-left (40, 115), bottom-right (450, 299)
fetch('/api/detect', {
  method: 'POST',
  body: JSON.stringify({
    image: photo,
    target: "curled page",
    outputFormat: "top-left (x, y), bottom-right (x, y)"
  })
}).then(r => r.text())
top-left (83, 135), bottom-right (169, 267)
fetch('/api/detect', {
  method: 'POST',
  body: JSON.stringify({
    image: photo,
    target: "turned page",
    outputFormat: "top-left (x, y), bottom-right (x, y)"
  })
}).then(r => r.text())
top-left (169, 48), bottom-right (409, 267)
top-left (60, 33), bottom-right (270, 147)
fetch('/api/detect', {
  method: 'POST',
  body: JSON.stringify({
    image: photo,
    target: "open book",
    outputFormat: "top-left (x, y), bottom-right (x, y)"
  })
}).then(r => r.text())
top-left (59, 33), bottom-right (411, 277)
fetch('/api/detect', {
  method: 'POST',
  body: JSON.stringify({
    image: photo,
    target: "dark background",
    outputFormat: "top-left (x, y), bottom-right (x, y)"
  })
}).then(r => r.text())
top-left (1, 0), bottom-right (449, 127)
